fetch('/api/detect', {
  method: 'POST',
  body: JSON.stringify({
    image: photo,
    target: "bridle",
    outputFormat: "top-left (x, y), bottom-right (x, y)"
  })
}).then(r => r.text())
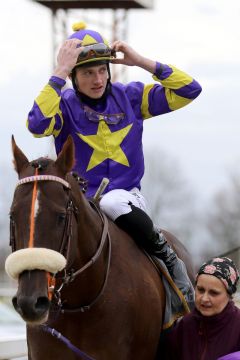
top-left (10, 172), bottom-right (111, 313)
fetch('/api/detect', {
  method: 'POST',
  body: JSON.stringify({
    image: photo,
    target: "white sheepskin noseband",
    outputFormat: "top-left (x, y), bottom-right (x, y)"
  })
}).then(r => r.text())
top-left (5, 248), bottom-right (67, 280)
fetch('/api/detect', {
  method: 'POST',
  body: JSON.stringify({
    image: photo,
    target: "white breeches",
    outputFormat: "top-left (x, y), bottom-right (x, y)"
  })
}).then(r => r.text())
top-left (99, 188), bottom-right (149, 221)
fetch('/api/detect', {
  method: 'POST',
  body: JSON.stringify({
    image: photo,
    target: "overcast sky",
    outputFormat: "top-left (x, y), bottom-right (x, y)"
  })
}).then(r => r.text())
top-left (1, 0), bottom-right (240, 206)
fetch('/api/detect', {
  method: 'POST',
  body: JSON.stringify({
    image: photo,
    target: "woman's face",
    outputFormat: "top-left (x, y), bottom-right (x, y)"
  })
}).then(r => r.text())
top-left (195, 274), bottom-right (230, 316)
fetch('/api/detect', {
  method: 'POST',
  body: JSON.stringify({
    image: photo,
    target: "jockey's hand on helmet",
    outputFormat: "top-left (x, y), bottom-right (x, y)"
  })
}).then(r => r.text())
top-left (110, 41), bottom-right (141, 66)
top-left (110, 40), bottom-right (156, 74)
top-left (53, 39), bottom-right (83, 79)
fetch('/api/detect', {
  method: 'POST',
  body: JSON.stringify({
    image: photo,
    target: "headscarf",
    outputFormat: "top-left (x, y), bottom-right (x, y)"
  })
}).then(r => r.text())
top-left (197, 257), bottom-right (239, 295)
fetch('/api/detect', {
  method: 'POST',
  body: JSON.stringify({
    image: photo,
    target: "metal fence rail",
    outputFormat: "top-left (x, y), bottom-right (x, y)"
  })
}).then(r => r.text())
top-left (0, 335), bottom-right (27, 360)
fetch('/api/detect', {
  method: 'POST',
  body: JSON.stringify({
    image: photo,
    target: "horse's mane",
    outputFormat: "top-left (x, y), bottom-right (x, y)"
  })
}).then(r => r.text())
top-left (28, 157), bottom-right (89, 194)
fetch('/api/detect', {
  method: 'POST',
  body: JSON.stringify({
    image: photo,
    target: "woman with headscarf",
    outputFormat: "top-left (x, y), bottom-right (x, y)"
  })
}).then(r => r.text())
top-left (164, 257), bottom-right (240, 360)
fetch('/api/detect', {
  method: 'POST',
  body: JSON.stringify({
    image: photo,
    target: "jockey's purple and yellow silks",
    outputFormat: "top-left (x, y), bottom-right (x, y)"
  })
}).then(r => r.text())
top-left (27, 63), bottom-right (202, 197)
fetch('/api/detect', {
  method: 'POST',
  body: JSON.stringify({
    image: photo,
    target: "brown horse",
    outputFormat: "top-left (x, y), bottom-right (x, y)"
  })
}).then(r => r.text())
top-left (5, 136), bottom-right (195, 360)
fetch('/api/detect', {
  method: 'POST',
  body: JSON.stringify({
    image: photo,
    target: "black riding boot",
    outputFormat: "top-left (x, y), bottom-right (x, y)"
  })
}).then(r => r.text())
top-left (149, 231), bottom-right (178, 277)
top-left (115, 204), bottom-right (178, 276)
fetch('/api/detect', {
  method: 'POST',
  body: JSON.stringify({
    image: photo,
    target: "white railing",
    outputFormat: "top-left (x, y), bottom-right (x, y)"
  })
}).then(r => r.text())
top-left (0, 335), bottom-right (27, 360)
top-left (0, 288), bottom-right (16, 298)
top-left (0, 285), bottom-right (27, 360)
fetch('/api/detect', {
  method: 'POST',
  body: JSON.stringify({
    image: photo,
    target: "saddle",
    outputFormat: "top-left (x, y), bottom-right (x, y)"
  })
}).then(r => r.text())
top-left (144, 252), bottom-right (191, 330)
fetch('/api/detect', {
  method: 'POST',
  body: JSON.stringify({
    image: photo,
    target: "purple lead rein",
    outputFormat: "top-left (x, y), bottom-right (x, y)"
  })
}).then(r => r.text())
top-left (42, 325), bottom-right (96, 360)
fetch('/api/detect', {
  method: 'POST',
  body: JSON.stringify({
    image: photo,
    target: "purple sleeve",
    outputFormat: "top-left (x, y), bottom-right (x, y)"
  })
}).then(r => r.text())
top-left (27, 77), bottom-right (65, 136)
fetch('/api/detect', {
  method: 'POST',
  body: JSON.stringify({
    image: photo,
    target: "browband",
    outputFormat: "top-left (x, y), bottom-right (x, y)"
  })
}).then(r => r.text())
top-left (16, 175), bottom-right (71, 189)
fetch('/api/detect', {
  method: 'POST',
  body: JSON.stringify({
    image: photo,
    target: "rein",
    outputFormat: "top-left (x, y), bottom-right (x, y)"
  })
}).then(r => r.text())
top-left (42, 325), bottom-right (96, 360)
top-left (57, 200), bottom-right (112, 313)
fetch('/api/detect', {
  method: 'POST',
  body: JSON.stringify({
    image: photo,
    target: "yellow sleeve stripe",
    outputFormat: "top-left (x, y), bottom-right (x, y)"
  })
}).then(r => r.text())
top-left (32, 84), bottom-right (64, 137)
top-left (141, 84), bottom-right (154, 120)
top-left (33, 133), bottom-right (50, 138)
top-left (165, 88), bottom-right (193, 111)
top-left (26, 112), bottom-right (63, 138)
top-left (153, 65), bottom-right (193, 89)
top-left (35, 84), bottom-right (62, 118)
top-left (53, 112), bottom-right (64, 138)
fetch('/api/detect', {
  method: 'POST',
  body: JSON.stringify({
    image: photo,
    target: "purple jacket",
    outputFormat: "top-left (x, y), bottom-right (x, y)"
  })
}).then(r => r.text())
top-left (218, 352), bottom-right (240, 360)
top-left (27, 63), bottom-right (201, 197)
top-left (164, 301), bottom-right (240, 360)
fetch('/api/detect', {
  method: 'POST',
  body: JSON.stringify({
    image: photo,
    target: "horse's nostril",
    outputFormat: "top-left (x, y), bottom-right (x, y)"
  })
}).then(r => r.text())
top-left (12, 296), bottom-right (19, 311)
top-left (35, 297), bottom-right (50, 312)
top-left (12, 295), bottom-right (50, 322)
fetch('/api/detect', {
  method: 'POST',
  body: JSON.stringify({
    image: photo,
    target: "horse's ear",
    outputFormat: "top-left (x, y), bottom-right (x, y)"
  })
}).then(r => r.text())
top-left (55, 135), bottom-right (75, 174)
top-left (11, 135), bottom-right (29, 174)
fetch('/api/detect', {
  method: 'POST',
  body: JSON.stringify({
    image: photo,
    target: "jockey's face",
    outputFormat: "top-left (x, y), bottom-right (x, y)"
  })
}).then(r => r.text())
top-left (75, 64), bottom-right (108, 99)
top-left (195, 274), bottom-right (230, 316)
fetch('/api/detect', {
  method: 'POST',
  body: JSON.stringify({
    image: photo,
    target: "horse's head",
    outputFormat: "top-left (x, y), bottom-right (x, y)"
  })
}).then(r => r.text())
top-left (5, 136), bottom-right (80, 324)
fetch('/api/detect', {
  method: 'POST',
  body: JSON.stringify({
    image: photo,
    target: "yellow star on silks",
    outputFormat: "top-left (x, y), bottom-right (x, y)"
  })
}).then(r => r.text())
top-left (77, 121), bottom-right (133, 171)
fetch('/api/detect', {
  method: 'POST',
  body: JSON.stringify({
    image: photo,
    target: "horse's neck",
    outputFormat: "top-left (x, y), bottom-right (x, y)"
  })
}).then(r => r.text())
top-left (68, 177), bottom-right (103, 263)
top-left (76, 199), bottom-right (104, 264)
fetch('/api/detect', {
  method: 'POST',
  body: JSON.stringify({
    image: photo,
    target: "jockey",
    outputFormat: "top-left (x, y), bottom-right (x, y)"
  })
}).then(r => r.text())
top-left (27, 22), bottom-right (202, 307)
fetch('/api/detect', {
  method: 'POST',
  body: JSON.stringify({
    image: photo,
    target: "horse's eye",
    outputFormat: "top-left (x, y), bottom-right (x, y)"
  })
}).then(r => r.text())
top-left (58, 213), bottom-right (66, 223)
